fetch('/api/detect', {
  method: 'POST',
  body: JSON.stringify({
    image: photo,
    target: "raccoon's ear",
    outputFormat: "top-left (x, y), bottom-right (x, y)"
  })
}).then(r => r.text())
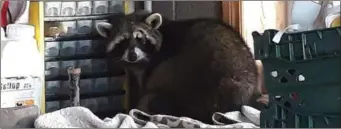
top-left (145, 13), bottom-right (162, 29)
top-left (96, 22), bottom-right (113, 38)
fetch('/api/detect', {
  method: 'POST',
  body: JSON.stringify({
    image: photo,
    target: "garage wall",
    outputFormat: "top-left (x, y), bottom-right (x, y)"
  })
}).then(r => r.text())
top-left (151, 1), bottom-right (222, 20)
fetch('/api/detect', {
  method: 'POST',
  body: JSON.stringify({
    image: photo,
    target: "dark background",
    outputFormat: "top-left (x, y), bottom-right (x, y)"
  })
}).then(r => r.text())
top-left (135, 1), bottom-right (222, 20)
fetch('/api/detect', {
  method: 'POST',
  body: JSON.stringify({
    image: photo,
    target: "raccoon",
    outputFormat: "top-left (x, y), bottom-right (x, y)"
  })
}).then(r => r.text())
top-left (96, 11), bottom-right (258, 124)
top-left (96, 11), bottom-right (164, 108)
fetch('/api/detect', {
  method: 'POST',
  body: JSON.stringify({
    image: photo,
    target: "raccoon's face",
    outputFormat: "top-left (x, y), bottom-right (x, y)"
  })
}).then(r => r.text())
top-left (96, 12), bottom-right (163, 65)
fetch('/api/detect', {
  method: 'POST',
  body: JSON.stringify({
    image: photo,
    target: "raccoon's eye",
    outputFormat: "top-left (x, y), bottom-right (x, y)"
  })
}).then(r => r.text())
top-left (136, 37), bottom-right (147, 44)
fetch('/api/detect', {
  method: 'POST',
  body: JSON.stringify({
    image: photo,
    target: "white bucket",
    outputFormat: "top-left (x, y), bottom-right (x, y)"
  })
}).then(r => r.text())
top-left (290, 1), bottom-right (322, 30)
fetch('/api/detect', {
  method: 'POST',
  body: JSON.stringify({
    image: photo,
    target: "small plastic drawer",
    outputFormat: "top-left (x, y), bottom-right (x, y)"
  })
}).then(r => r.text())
top-left (92, 1), bottom-right (109, 14)
top-left (45, 41), bottom-right (60, 57)
top-left (60, 41), bottom-right (77, 57)
top-left (60, 2), bottom-right (76, 16)
top-left (77, 59), bottom-right (93, 75)
top-left (76, 1), bottom-right (92, 16)
top-left (46, 101), bottom-right (60, 113)
top-left (45, 81), bottom-right (61, 98)
top-left (59, 60), bottom-right (77, 76)
top-left (76, 40), bottom-right (92, 55)
top-left (79, 79), bottom-right (93, 94)
top-left (92, 77), bottom-right (109, 93)
top-left (45, 61), bottom-right (60, 79)
top-left (80, 98), bottom-right (98, 112)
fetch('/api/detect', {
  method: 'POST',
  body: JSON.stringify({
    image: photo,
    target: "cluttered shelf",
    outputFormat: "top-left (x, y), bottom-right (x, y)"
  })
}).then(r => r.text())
top-left (42, 1), bottom-right (129, 116)
top-left (44, 14), bottom-right (114, 22)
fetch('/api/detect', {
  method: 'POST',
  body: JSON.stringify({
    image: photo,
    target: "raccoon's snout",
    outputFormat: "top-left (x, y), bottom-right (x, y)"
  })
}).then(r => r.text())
top-left (128, 51), bottom-right (138, 62)
top-left (123, 47), bottom-right (146, 63)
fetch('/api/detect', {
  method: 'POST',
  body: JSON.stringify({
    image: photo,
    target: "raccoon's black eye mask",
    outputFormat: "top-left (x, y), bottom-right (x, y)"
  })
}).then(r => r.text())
top-left (133, 27), bottom-right (159, 46)
top-left (96, 13), bottom-right (163, 53)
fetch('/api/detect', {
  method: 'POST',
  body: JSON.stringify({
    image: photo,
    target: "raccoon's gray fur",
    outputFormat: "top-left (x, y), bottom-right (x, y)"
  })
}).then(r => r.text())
top-left (96, 11), bottom-right (258, 124)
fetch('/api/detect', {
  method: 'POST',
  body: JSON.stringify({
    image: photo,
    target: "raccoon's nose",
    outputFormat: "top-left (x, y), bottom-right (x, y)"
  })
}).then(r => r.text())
top-left (128, 51), bottom-right (138, 62)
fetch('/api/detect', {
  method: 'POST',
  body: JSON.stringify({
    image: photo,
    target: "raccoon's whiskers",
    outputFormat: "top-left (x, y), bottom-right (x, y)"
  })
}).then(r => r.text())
top-left (113, 57), bottom-right (124, 63)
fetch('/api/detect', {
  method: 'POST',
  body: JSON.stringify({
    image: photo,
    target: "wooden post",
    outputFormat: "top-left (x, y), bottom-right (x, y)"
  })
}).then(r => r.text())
top-left (222, 1), bottom-right (242, 33)
top-left (28, 1), bottom-right (45, 113)
top-left (276, 1), bottom-right (289, 30)
top-left (123, 0), bottom-right (135, 111)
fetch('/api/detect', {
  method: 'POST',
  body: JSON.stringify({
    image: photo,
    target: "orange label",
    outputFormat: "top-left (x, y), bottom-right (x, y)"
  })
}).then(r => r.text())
top-left (24, 99), bottom-right (35, 106)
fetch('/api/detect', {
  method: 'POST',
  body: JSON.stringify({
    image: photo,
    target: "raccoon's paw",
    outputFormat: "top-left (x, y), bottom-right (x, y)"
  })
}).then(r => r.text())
top-left (137, 92), bottom-right (176, 116)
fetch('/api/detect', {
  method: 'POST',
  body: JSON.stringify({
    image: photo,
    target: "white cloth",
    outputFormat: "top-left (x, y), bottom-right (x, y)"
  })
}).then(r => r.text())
top-left (34, 106), bottom-right (260, 128)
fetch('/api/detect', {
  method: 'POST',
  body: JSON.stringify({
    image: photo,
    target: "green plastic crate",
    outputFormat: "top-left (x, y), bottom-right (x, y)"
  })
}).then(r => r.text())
top-left (252, 27), bottom-right (341, 128)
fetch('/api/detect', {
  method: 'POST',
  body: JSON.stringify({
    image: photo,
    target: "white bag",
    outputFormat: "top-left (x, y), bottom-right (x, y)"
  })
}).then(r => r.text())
top-left (272, 1), bottom-right (340, 44)
top-left (0, 1), bottom-right (30, 24)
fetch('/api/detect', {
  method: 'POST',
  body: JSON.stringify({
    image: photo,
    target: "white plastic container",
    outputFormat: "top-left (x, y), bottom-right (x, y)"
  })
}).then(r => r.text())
top-left (1, 24), bottom-right (44, 110)
top-left (291, 1), bottom-right (322, 30)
